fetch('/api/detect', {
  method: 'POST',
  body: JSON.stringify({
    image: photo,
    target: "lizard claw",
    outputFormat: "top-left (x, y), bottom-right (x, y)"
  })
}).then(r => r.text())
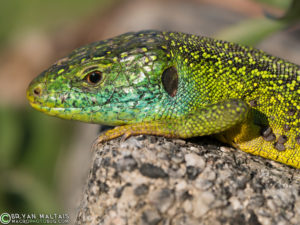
top-left (120, 131), bottom-right (132, 142)
top-left (90, 133), bottom-right (108, 154)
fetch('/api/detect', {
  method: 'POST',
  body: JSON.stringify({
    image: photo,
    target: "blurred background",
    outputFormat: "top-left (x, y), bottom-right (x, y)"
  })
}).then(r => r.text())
top-left (0, 0), bottom-right (299, 223)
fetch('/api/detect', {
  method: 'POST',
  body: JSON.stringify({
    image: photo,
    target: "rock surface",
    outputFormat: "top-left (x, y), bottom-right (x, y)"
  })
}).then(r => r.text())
top-left (76, 136), bottom-right (300, 225)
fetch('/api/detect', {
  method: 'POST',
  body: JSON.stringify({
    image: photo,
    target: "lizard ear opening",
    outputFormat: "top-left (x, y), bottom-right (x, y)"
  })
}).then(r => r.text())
top-left (161, 66), bottom-right (178, 97)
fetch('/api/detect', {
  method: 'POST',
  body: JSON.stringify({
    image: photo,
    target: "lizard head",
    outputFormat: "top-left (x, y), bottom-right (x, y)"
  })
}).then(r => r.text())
top-left (27, 31), bottom-right (181, 125)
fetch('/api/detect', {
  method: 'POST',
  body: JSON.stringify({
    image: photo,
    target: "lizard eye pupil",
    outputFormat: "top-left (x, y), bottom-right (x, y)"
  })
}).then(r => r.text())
top-left (86, 71), bottom-right (102, 84)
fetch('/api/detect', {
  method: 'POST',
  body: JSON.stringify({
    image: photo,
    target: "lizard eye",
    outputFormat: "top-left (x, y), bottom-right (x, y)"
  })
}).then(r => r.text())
top-left (85, 71), bottom-right (103, 84)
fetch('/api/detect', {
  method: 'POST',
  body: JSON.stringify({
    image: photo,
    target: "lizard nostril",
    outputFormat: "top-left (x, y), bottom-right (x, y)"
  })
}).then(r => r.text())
top-left (33, 86), bottom-right (42, 96)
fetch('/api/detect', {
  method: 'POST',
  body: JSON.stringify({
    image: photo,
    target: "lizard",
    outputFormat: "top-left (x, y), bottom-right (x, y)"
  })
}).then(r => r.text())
top-left (26, 30), bottom-right (300, 168)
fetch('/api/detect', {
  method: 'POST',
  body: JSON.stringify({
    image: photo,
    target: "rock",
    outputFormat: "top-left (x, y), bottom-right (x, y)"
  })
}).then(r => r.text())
top-left (76, 136), bottom-right (300, 225)
top-left (134, 184), bottom-right (149, 196)
top-left (139, 163), bottom-right (168, 179)
top-left (141, 208), bottom-right (162, 225)
top-left (116, 155), bottom-right (137, 172)
top-left (149, 188), bottom-right (175, 213)
top-left (192, 191), bottom-right (215, 217)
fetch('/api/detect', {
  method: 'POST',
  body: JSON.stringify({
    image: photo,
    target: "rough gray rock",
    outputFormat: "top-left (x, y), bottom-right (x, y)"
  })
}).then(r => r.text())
top-left (76, 136), bottom-right (300, 225)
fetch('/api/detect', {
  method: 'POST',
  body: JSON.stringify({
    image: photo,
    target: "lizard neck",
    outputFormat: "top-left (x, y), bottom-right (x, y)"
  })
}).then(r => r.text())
top-left (166, 32), bottom-right (298, 108)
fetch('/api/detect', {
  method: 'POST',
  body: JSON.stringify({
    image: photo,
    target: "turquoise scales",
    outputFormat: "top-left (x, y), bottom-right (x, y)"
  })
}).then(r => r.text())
top-left (27, 30), bottom-right (300, 168)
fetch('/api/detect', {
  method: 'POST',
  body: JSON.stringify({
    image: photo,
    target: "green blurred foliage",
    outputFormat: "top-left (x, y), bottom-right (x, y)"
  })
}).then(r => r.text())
top-left (0, 106), bottom-right (75, 213)
top-left (280, 0), bottom-right (300, 22)
top-left (0, 0), bottom-right (115, 218)
top-left (216, 0), bottom-right (299, 45)
top-left (216, 18), bottom-right (286, 45)
top-left (254, 0), bottom-right (291, 9)
top-left (0, 0), bottom-right (114, 48)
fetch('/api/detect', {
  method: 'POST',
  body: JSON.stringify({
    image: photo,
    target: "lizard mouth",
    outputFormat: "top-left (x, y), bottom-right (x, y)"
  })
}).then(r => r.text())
top-left (27, 92), bottom-right (66, 116)
top-left (26, 77), bottom-right (133, 125)
top-left (26, 87), bottom-right (85, 120)
top-left (26, 83), bottom-right (75, 117)
top-left (26, 85), bottom-right (123, 125)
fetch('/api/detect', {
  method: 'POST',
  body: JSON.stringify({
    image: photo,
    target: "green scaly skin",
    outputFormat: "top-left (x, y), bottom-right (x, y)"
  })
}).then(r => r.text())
top-left (27, 30), bottom-right (300, 168)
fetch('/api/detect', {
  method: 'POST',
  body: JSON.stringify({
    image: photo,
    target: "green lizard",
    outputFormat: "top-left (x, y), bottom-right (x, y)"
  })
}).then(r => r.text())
top-left (27, 30), bottom-right (300, 168)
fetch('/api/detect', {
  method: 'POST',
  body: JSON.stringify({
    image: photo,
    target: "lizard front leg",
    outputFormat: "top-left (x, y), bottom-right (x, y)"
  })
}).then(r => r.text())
top-left (97, 99), bottom-right (249, 143)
